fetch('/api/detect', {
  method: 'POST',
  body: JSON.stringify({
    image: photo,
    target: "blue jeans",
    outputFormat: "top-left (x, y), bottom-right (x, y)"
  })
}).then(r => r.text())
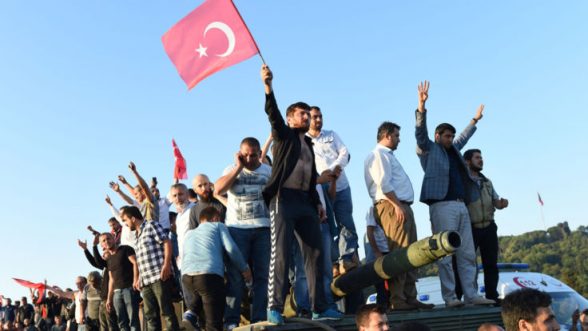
top-left (224, 227), bottom-right (270, 325)
top-left (329, 186), bottom-right (358, 262)
top-left (113, 287), bottom-right (140, 331)
top-left (293, 223), bottom-right (336, 312)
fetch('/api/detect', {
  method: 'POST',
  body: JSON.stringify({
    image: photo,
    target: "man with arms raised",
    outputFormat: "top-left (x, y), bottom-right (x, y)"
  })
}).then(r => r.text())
top-left (260, 64), bottom-right (341, 324)
top-left (415, 81), bottom-right (492, 307)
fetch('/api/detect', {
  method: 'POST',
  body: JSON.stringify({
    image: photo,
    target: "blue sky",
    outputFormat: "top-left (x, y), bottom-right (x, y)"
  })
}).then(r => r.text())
top-left (1, 1), bottom-right (586, 299)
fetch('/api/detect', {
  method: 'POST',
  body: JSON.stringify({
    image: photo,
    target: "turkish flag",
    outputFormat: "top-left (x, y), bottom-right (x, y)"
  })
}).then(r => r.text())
top-left (13, 278), bottom-right (47, 304)
top-left (172, 139), bottom-right (188, 180)
top-left (162, 0), bottom-right (259, 89)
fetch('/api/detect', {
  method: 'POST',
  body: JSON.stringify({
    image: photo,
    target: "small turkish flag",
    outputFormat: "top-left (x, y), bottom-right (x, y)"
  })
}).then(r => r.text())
top-left (172, 139), bottom-right (188, 180)
top-left (162, 0), bottom-right (259, 89)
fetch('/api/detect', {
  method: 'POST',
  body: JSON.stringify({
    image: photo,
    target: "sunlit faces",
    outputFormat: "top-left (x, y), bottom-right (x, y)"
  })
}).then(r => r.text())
top-left (359, 312), bottom-right (389, 331)
top-left (240, 144), bottom-right (261, 170)
top-left (310, 108), bottom-right (323, 132)
top-left (121, 213), bottom-right (138, 231)
top-left (522, 306), bottom-right (560, 331)
top-left (435, 130), bottom-right (455, 149)
top-left (287, 107), bottom-right (310, 131)
top-left (99, 233), bottom-right (115, 250)
top-left (192, 174), bottom-right (213, 200)
top-left (170, 186), bottom-right (188, 206)
top-left (133, 186), bottom-right (146, 202)
top-left (468, 151), bottom-right (483, 172)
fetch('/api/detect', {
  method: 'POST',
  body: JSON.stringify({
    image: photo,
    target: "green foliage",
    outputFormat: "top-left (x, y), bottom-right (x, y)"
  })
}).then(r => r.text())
top-left (417, 222), bottom-right (588, 297)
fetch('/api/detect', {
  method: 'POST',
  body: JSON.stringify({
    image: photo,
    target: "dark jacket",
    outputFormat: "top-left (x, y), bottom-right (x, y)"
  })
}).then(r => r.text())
top-left (262, 92), bottom-right (321, 207)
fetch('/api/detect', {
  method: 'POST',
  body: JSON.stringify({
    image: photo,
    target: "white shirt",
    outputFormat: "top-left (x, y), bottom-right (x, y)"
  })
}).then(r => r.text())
top-left (364, 144), bottom-right (414, 203)
top-left (223, 163), bottom-right (271, 229)
top-left (365, 206), bottom-right (389, 253)
top-left (176, 201), bottom-right (196, 269)
top-left (307, 129), bottom-right (350, 191)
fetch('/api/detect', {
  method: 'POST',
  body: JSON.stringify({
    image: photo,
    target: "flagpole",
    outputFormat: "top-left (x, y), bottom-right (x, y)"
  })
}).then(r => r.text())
top-left (540, 204), bottom-right (547, 231)
top-left (229, 0), bottom-right (266, 65)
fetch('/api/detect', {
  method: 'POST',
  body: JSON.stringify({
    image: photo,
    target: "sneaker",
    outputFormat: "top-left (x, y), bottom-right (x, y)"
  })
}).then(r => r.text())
top-left (267, 309), bottom-right (285, 325)
top-left (445, 299), bottom-right (465, 308)
top-left (468, 296), bottom-right (496, 305)
top-left (182, 310), bottom-right (199, 330)
top-left (312, 308), bottom-right (344, 321)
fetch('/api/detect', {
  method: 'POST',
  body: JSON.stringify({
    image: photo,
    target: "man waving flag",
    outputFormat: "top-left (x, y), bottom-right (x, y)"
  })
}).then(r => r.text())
top-left (162, 0), bottom-right (260, 89)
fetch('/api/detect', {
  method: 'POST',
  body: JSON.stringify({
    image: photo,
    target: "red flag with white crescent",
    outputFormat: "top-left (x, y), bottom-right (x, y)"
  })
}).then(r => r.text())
top-left (172, 139), bottom-right (188, 180)
top-left (162, 0), bottom-right (259, 89)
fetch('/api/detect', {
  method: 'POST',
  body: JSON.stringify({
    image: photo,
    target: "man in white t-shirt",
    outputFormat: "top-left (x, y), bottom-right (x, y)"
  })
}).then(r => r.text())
top-left (215, 137), bottom-right (271, 329)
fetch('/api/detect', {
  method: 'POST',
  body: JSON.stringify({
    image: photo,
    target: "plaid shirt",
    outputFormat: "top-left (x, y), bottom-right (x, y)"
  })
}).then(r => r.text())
top-left (135, 220), bottom-right (169, 287)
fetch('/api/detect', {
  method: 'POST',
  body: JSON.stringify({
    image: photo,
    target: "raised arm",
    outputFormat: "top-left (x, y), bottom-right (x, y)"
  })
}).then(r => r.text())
top-left (78, 239), bottom-right (101, 269)
top-left (109, 182), bottom-right (135, 205)
top-left (260, 132), bottom-right (273, 164)
top-left (105, 195), bottom-right (123, 223)
top-left (129, 162), bottom-right (155, 203)
top-left (454, 104), bottom-right (483, 151)
top-left (261, 65), bottom-right (288, 141)
top-left (415, 80), bottom-right (433, 153)
top-left (215, 153), bottom-right (245, 195)
top-left (117, 175), bottom-right (136, 197)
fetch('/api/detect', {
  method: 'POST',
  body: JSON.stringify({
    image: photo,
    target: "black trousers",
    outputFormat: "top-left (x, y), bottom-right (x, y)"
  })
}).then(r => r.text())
top-left (268, 189), bottom-right (327, 313)
top-left (454, 222), bottom-right (499, 300)
top-left (181, 274), bottom-right (225, 331)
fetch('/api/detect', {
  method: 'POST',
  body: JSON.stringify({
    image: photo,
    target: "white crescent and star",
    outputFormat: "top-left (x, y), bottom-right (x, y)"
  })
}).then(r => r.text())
top-left (195, 21), bottom-right (236, 58)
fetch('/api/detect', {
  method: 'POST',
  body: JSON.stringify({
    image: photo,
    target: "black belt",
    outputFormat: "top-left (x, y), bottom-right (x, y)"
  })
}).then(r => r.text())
top-left (375, 200), bottom-right (413, 206)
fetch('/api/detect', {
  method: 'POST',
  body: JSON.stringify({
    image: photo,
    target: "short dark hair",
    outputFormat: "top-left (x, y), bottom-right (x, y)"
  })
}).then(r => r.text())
top-left (463, 149), bottom-right (481, 161)
top-left (107, 217), bottom-right (118, 224)
top-left (188, 188), bottom-right (198, 199)
top-left (435, 123), bottom-right (456, 136)
top-left (356, 304), bottom-right (386, 329)
top-left (199, 206), bottom-right (220, 222)
top-left (310, 106), bottom-right (321, 112)
top-left (241, 137), bottom-right (260, 149)
top-left (501, 288), bottom-right (552, 331)
top-left (119, 205), bottom-right (143, 221)
top-left (286, 102), bottom-right (310, 117)
top-left (377, 122), bottom-right (400, 142)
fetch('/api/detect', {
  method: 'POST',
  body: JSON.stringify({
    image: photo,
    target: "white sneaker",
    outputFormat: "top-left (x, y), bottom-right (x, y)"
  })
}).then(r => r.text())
top-left (445, 299), bottom-right (464, 308)
top-left (468, 296), bottom-right (496, 305)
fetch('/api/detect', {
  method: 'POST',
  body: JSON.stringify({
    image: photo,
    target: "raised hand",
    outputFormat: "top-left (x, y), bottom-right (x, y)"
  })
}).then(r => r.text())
top-left (261, 64), bottom-right (273, 87)
top-left (117, 175), bottom-right (128, 184)
top-left (109, 182), bottom-right (120, 192)
top-left (235, 152), bottom-right (245, 169)
top-left (128, 161), bottom-right (137, 172)
top-left (105, 195), bottom-right (112, 206)
top-left (417, 80), bottom-right (430, 112)
top-left (474, 104), bottom-right (484, 121)
top-left (77, 239), bottom-right (88, 251)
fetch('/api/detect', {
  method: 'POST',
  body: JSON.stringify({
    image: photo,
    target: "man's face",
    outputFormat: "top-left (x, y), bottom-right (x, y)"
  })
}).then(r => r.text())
top-left (579, 313), bottom-right (588, 331)
top-left (151, 187), bottom-right (160, 200)
top-left (310, 108), bottom-right (323, 132)
top-left (89, 278), bottom-right (100, 289)
top-left (100, 234), bottom-right (114, 250)
top-left (75, 277), bottom-right (86, 291)
top-left (170, 187), bottom-right (188, 206)
top-left (193, 175), bottom-right (213, 201)
top-left (133, 187), bottom-right (146, 202)
top-left (360, 312), bottom-right (389, 331)
top-left (121, 214), bottom-right (137, 231)
top-left (108, 220), bottom-right (121, 233)
top-left (384, 128), bottom-right (400, 151)
top-left (287, 107), bottom-right (310, 132)
top-left (240, 144), bottom-right (261, 170)
top-left (435, 130), bottom-right (455, 149)
top-left (467, 152), bottom-right (483, 172)
top-left (521, 307), bottom-right (560, 331)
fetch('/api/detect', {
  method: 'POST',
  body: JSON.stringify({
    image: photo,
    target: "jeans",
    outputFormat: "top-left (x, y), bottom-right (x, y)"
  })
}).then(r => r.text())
top-left (112, 288), bottom-right (140, 331)
top-left (141, 279), bottom-right (180, 331)
top-left (292, 223), bottom-right (336, 312)
top-left (329, 186), bottom-right (358, 262)
top-left (182, 274), bottom-right (226, 331)
top-left (224, 227), bottom-right (270, 325)
top-left (99, 301), bottom-right (119, 331)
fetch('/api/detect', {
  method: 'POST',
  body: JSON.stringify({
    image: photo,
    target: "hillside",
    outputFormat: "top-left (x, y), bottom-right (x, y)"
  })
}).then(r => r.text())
top-left (417, 222), bottom-right (588, 297)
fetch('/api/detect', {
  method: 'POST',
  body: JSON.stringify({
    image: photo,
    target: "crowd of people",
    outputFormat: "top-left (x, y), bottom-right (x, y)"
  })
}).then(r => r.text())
top-left (0, 65), bottom-right (569, 331)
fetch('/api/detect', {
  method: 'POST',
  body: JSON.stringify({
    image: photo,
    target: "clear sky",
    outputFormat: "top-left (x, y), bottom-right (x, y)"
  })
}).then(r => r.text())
top-left (1, 1), bottom-right (586, 300)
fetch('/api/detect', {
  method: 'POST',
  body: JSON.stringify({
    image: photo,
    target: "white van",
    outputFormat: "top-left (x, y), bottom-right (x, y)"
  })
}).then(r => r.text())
top-left (412, 263), bottom-right (588, 330)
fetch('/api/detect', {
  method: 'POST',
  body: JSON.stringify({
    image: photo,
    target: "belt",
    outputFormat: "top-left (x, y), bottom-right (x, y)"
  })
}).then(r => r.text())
top-left (375, 200), bottom-right (413, 206)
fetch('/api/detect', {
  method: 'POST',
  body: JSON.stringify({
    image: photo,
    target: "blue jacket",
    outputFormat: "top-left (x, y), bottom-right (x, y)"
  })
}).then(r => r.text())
top-left (415, 110), bottom-right (479, 204)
